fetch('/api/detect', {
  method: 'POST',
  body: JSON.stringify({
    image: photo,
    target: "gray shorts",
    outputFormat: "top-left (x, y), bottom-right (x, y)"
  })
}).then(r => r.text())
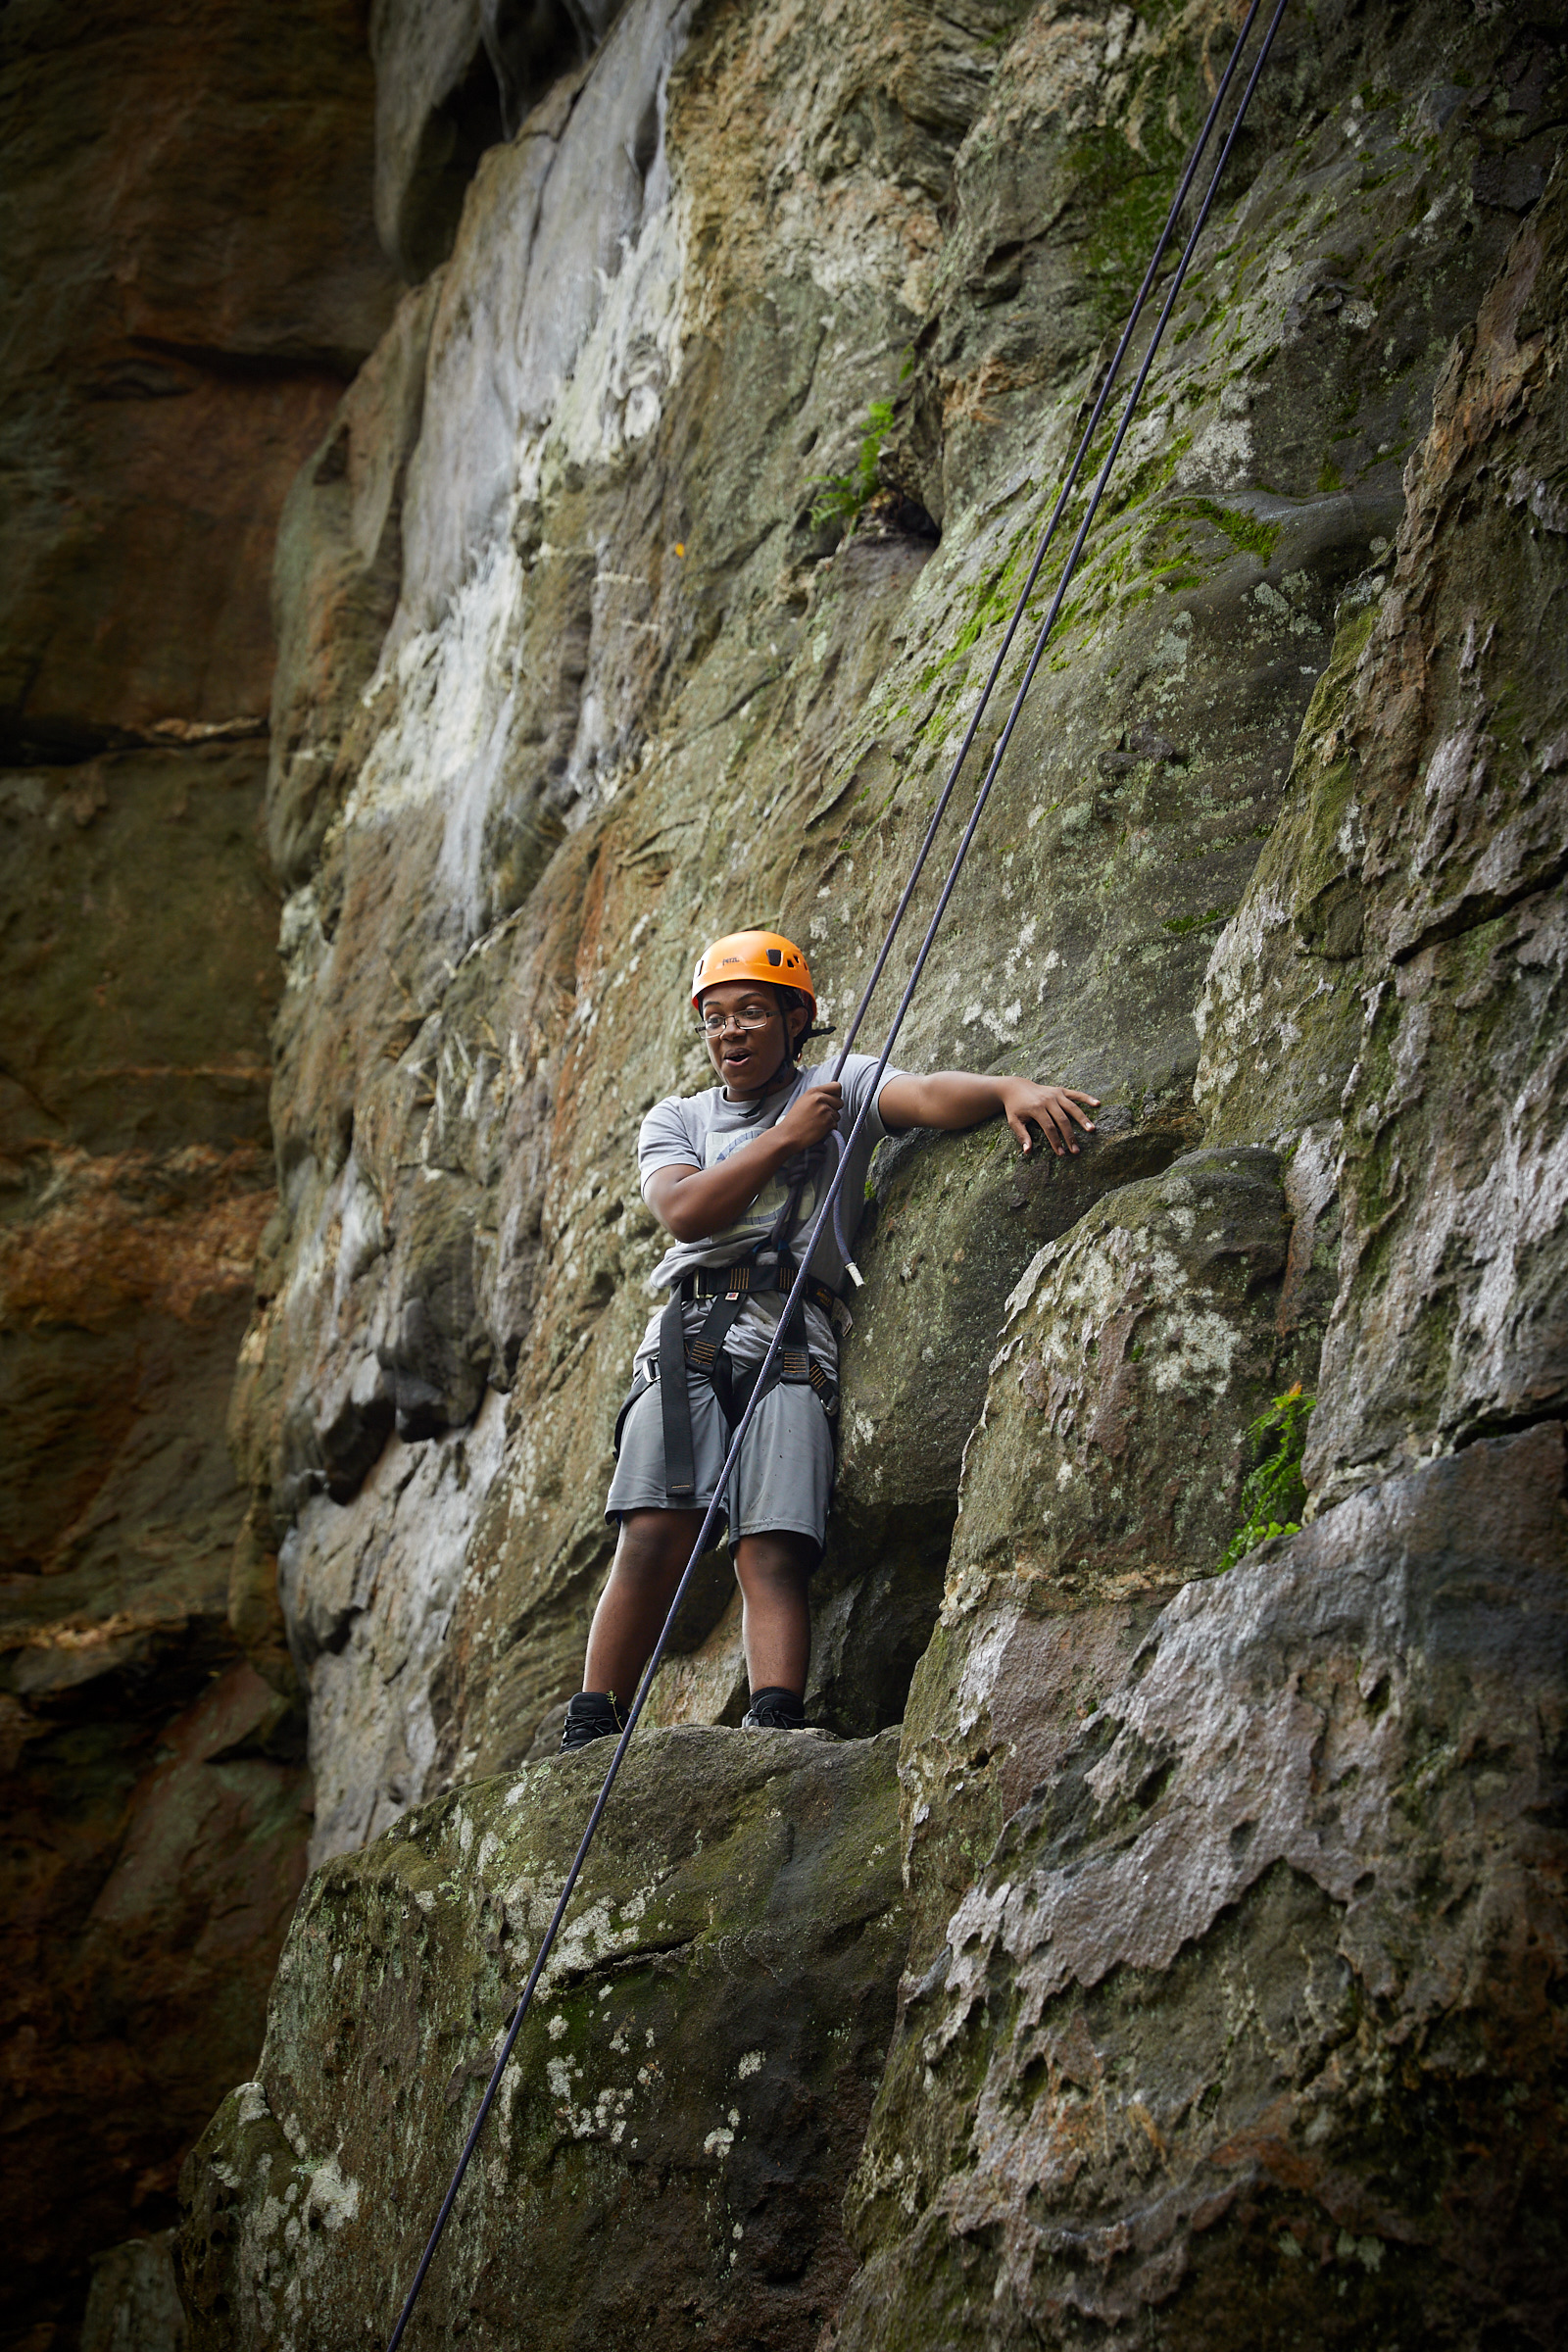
top-left (605, 1371), bottom-right (836, 1554)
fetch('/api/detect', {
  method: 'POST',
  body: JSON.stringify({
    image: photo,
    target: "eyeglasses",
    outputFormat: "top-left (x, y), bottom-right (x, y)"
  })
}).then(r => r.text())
top-left (696, 1004), bottom-right (777, 1037)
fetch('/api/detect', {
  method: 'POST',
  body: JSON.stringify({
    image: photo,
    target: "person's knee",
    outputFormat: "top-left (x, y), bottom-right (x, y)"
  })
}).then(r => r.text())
top-left (613, 1511), bottom-right (695, 1588)
top-left (735, 1532), bottom-right (815, 1592)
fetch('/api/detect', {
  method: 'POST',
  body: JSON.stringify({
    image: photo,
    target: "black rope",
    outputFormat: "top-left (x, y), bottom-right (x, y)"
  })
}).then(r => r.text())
top-left (821, 0), bottom-right (1266, 1072)
top-left (384, 5), bottom-right (1287, 2339)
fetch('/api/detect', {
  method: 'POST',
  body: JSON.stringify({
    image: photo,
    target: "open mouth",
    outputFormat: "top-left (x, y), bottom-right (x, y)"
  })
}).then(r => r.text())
top-left (717, 1039), bottom-right (765, 1084)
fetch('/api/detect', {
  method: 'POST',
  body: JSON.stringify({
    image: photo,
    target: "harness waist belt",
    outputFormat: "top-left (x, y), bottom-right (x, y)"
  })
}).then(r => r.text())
top-left (676, 1260), bottom-right (840, 1319)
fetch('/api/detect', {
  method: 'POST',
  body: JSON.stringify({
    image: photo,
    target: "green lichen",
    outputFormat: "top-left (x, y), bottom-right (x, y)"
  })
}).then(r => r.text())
top-left (1162, 904), bottom-right (1237, 935)
top-left (1176, 498), bottom-right (1282, 564)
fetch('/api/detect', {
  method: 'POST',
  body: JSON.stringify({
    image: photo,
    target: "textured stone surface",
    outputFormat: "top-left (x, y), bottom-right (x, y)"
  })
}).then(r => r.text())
top-left (895, 1143), bottom-right (1329, 1968)
top-left (0, 0), bottom-right (395, 756)
top-left (949, 1147), bottom-right (1298, 1606)
top-left (0, 746), bottom-right (279, 1166)
top-left (180, 1728), bottom-right (906, 2351)
top-left (0, 750), bottom-right (301, 2347)
top-left (810, 1096), bottom-right (1200, 1737)
top-left (244, 0), bottom-right (1558, 1856)
top-left (1197, 153), bottom-right (1568, 1508)
top-left (828, 129), bottom-right (1568, 2352)
top-left (102, 1), bottom-right (1566, 2344)
top-left (280, 1395), bottom-right (509, 1866)
top-left (81, 2232), bottom-right (185, 2352)
top-left (369, 0), bottom-right (628, 280)
top-left (2, 1653), bottom-right (309, 2349)
top-left (1308, 167), bottom-right (1568, 1501)
top-left (267, 277), bottom-right (445, 890)
top-left (837, 1424), bottom-right (1568, 2351)
top-left (0, 5), bottom-right (395, 2342)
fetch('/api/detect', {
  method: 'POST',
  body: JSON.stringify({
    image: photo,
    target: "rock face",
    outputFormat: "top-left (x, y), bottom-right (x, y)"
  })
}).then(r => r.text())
top-left (181, 1729), bottom-right (906, 2350)
top-left (834, 128), bottom-right (1568, 2346)
top-left (236, 0), bottom-right (1564, 1860)
top-left (838, 1425), bottom-right (1568, 2350)
top-left (895, 1140), bottom-right (1330, 1967)
top-left (0, 3), bottom-right (396, 2342)
top-left (369, 0), bottom-right (630, 280)
top-left (1197, 144), bottom-right (1568, 1510)
top-left (0, 0), bottom-right (1545, 2340)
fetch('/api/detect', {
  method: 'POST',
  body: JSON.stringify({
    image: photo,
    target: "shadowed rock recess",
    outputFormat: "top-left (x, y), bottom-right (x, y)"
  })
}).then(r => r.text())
top-left (58, 0), bottom-right (1549, 2340)
top-left (0, 3), bottom-right (398, 2343)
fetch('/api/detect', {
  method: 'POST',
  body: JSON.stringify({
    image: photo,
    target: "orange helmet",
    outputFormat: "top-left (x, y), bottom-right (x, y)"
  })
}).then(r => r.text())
top-left (690, 929), bottom-right (816, 1017)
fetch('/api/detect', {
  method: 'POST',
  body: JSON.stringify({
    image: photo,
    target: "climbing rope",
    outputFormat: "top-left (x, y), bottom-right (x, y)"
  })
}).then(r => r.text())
top-left (385, 2), bottom-right (1288, 2337)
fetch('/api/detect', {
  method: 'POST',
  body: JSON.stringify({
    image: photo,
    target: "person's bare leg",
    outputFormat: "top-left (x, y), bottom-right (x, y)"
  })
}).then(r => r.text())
top-left (583, 1508), bottom-right (707, 1702)
top-left (733, 1530), bottom-right (815, 1696)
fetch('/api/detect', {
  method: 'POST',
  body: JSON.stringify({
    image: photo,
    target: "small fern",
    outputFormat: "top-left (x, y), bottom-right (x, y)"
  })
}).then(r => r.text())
top-left (1218, 1384), bottom-right (1316, 1572)
top-left (808, 399), bottom-right (895, 531)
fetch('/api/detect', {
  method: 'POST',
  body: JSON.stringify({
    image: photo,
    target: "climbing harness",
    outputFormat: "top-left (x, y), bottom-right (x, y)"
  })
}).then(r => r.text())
top-left (385, 1), bottom-right (1288, 2336)
top-left (650, 1249), bottom-right (839, 1499)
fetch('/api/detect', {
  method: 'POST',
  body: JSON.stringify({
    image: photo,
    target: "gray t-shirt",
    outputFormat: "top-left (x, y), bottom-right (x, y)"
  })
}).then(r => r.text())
top-left (632, 1052), bottom-right (907, 1374)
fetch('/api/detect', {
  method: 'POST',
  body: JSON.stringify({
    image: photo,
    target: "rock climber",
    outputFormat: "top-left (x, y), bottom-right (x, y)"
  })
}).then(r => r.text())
top-left (560, 928), bottom-right (1098, 1746)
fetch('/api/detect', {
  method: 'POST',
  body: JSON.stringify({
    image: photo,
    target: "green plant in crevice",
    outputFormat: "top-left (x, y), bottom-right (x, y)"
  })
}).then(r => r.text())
top-left (808, 398), bottom-right (895, 531)
top-left (1218, 1384), bottom-right (1316, 1571)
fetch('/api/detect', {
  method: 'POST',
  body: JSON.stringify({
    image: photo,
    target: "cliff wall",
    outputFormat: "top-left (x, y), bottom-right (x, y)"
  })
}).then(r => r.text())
top-left (0, 6), bottom-right (395, 2341)
top-left (9, 0), bottom-right (1562, 2344)
top-left (236, 0), bottom-right (1563, 1850)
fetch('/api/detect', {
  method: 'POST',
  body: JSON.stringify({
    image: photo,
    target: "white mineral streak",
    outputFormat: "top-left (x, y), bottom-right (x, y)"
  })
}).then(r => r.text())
top-left (281, 1391), bottom-right (508, 1864)
top-left (954, 1602), bottom-right (1021, 1740)
top-left (210, 2077), bottom-right (366, 2352)
top-left (348, 0), bottom-right (695, 934)
top-left (270, 0), bottom-right (700, 1854)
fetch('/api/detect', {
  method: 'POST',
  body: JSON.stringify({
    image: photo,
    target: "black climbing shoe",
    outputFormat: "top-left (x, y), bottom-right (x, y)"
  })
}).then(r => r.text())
top-left (741, 1687), bottom-right (806, 1731)
top-left (561, 1691), bottom-right (628, 1750)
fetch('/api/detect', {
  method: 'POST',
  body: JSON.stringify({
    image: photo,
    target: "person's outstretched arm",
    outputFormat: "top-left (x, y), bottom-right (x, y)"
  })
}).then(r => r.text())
top-left (878, 1072), bottom-right (1098, 1156)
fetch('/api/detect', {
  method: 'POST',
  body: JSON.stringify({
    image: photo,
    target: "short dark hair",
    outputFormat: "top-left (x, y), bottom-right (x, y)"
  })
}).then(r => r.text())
top-left (774, 985), bottom-right (810, 1059)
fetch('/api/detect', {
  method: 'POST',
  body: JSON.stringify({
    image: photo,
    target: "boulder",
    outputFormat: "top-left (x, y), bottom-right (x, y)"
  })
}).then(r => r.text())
top-left (811, 1097), bottom-right (1200, 1738)
top-left (180, 1727), bottom-right (906, 2350)
top-left (896, 1145), bottom-right (1325, 1967)
top-left (81, 2232), bottom-right (185, 2352)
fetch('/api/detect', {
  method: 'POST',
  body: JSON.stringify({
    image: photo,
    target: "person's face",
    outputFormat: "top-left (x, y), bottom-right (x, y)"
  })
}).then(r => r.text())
top-left (698, 980), bottom-right (802, 1094)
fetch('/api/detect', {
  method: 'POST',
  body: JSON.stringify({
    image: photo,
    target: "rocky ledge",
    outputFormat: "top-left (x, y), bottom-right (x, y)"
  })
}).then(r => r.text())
top-left (181, 1728), bottom-right (905, 2349)
top-left (4, 0), bottom-right (1561, 2342)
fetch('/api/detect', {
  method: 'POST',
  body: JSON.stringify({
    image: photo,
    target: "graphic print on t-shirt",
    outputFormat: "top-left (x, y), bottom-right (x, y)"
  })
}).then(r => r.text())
top-left (638, 1052), bottom-right (908, 1294)
top-left (703, 1124), bottom-right (818, 1252)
